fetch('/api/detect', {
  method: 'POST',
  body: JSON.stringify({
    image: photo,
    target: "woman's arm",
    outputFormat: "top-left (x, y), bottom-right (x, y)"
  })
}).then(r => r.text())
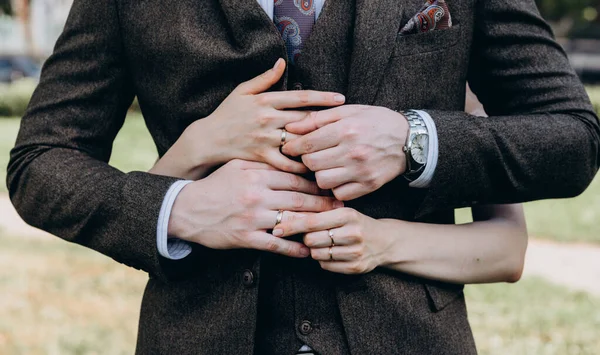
top-left (381, 204), bottom-right (528, 284)
top-left (272, 205), bottom-right (528, 285)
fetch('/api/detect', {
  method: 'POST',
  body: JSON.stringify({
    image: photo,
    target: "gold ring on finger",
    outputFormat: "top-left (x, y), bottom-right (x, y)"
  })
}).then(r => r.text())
top-left (280, 129), bottom-right (287, 147)
top-left (329, 246), bottom-right (334, 261)
top-left (328, 229), bottom-right (335, 247)
top-left (275, 210), bottom-right (284, 228)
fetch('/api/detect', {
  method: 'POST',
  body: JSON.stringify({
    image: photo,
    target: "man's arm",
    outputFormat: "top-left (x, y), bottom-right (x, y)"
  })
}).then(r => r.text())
top-left (417, 0), bottom-right (600, 216)
top-left (6, 0), bottom-right (183, 280)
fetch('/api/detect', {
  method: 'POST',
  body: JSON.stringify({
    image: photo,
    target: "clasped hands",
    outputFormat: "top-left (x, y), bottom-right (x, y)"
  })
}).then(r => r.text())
top-left (159, 59), bottom-right (409, 274)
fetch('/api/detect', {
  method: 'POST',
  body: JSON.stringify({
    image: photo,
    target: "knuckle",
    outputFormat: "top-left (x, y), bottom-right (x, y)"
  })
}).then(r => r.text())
top-left (240, 190), bottom-right (262, 206)
top-left (302, 155), bottom-right (315, 170)
top-left (302, 141), bottom-right (314, 153)
top-left (364, 176), bottom-right (380, 190)
top-left (292, 193), bottom-right (306, 209)
top-left (284, 245), bottom-right (295, 256)
top-left (343, 126), bottom-right (359, 140)
top-left (349, 146), bottom-right (370, 162)
top-left (289, 174), bottom-right (302, 190)
top-left (255, 94), bottom-right (270, 106)
top-left (257, 113), bottom-right (273, 127)
top-left (265, 239), bottom-right (279, 252)
top-left (323, 197), bottom-right (336, 210)
top-left (297, 91), bottom-right (310, 104)
top-left (349, 225), bottom-right (363, 239)
top-left (308, 111), bottom-right (320, 129)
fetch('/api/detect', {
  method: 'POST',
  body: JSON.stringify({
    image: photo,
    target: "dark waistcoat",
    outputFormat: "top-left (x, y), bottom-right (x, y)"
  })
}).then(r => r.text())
top-left (254, 2), bottom-right (355, 354)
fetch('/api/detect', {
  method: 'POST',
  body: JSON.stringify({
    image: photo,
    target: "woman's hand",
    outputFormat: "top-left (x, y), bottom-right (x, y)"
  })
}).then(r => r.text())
top-left (273, 208), bottom-right (395, 274)
top-left (150, 58), bottom-right (346, 180)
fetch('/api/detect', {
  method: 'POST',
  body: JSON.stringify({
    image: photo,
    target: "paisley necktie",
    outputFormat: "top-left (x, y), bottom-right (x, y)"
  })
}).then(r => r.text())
top-left (274, 0), bottom-right (316, 64)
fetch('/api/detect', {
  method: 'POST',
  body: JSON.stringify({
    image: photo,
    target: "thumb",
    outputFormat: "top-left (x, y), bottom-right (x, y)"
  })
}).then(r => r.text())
top-left (236, 58), bottom-right (286, 95)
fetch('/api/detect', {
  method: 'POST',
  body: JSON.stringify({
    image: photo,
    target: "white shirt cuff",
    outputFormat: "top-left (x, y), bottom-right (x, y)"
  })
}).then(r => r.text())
top-left (408, 110), bottom-right (438, 189)
top-left (157, 180), bottom-right (194, 260)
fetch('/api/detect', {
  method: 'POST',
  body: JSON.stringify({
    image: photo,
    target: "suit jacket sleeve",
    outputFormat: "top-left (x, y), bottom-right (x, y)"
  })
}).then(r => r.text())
top-left (417, 0), bottom-right (600, 217)
top-left (6, 0), bottom-right (183, 281)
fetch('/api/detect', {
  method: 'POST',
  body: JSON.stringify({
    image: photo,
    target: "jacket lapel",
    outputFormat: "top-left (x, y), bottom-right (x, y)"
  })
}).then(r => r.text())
top-left (217, 0), bottom-right (288, 88)
top-left (347, 0), bottom-right (405, 105)
top-left (217, 0), bottom-right (281, 46)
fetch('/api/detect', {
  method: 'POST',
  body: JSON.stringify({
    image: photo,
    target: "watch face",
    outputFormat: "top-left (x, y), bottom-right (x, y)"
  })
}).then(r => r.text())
top-left (410, 134), bottom-right (429, 165)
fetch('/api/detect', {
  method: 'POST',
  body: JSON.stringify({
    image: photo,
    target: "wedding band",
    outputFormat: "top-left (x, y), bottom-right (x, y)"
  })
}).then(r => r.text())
top-left (328, 229), bottom-right (335, 247)
top-left (275, 210), bottom-right (284, 227)
top-left (280, 129), bottom-right (287, 146)
top-left (329, 246), bottom-right (334, 261)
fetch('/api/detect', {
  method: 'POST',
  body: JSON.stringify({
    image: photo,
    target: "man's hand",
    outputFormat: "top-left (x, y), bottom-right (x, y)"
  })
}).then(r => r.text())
top-left (282, 105), bottom-right (408, 201)
top-left (168, 159), bottom-right (344, 258)
top-left (150, 58), bottom-right (346, 180)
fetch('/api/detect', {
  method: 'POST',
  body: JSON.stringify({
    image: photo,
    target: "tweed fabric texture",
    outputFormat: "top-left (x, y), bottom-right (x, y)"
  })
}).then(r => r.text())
top-left (7, 0), bottom-right (600, 353)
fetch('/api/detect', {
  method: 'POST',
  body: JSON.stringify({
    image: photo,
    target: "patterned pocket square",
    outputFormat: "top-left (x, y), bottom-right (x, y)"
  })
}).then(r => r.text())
top-left (399, 0), bottom-right (453, 36)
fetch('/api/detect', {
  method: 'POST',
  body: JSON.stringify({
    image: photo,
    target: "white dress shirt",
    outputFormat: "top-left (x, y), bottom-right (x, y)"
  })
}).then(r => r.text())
top-left (157, 0), bottom-right (439, 260)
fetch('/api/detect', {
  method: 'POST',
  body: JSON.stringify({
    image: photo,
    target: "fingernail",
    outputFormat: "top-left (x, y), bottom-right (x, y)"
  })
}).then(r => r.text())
top-left (273, 58), bottom-right (282, 70)
top-left (334, 200), bottom-right (344, 208)
top-left (334, 94), bottom-right (345, 103)
top-left (273, 229), bottom-right (283, 237)
top-left (300, 247), bottom-right (310, 257)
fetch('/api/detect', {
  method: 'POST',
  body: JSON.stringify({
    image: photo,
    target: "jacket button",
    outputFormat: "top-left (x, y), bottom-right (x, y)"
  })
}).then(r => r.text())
top-left (299, 320), bottom-right (313, 335)
top-left (292, 82), bottom-right (303, 90)
top-left (242, 269), bottom-right (255, 287)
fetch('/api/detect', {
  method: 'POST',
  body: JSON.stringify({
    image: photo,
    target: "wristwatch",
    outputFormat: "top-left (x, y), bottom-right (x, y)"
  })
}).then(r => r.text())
top-left (401, 110), bottom-right (429, 182)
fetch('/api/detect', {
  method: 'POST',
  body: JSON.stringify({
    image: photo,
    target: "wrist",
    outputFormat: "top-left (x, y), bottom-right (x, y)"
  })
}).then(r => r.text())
top-left (184, 118), bottom-right (226, 169)
top-left (167, 183), bottom-right (194, 241)
top-left (378, 219), bottom-right (413, 267)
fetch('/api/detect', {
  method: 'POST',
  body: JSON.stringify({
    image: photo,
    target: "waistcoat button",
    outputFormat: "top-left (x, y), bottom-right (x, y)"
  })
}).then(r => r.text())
top-left (292, 82), bottom-right (304, 90)
top-left (242, 269), bottom-right (255, 287)
top-left (299, 320), bottom-right (313, 335)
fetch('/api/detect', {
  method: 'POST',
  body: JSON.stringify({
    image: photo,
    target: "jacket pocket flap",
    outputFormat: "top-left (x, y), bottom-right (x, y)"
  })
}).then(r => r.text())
top-left (424, 282), bottom-right (464, 312)
top-left (393, 25), bottom-right (461, 57)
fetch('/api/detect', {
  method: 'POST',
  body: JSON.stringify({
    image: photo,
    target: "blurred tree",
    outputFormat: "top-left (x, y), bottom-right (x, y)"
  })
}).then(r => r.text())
top-left (0, 0), bottom-right (12, 15)
top-left (537, 0), bottom-right (599, 23)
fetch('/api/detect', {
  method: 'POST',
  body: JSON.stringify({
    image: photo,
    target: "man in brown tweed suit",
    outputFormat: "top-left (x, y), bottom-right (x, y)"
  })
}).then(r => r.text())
top-left (7, 0), bottom-right (599, 354)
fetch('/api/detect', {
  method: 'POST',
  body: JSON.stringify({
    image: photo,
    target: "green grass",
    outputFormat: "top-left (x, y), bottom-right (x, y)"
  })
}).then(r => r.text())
top-left (465, 278), bottom-right (600, 355)
top-left (456, 174), bottom-right (600, 244)
top-left (0, 233), bottom-right (598, 354)
top-left (0, 113), bottom-right (158, 193)
top-left (108, 113), bottom-right (159, 172)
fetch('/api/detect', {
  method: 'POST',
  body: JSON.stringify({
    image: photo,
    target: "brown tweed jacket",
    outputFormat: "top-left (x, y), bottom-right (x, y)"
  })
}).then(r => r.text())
top-left (7, 0), bottom-right (600, 354)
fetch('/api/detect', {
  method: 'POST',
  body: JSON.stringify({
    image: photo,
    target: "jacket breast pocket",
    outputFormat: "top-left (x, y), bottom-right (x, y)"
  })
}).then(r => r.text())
top-left (392, 25), bottom-right (462, 57)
